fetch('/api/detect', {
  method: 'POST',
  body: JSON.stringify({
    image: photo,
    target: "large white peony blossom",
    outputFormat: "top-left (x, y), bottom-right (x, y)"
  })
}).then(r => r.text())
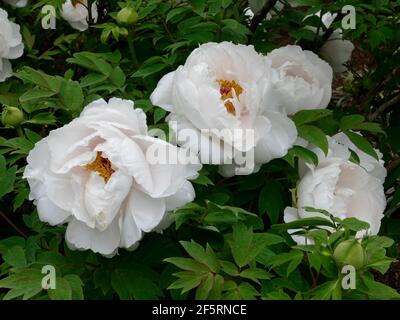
top-left (24, 98), bottom-right (201, 256)
top-left (0, 8), bottom-right (24, 82)
top-left (284, 133), bottom-right (387, 244)
top-left (267, 45), bottom-right (333, 115)
top-left (61, 0), bottom-right (98, 32)
top-left (151, 41), bottom-right (297, 177)
top-left (2, 0), bottom-right (27, 7)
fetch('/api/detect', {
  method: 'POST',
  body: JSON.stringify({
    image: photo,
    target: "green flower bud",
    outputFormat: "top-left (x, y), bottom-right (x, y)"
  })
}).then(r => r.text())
top-left (1, 106), bottom-right (24, 128)
top-left (333, 239), bottom-right (365, 269)
top-left (116, 7), bottom-right (139, 25)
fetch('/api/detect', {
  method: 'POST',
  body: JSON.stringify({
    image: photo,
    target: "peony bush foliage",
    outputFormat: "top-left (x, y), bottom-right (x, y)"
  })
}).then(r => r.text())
top-left (0, 0), bottom-right (399, 300)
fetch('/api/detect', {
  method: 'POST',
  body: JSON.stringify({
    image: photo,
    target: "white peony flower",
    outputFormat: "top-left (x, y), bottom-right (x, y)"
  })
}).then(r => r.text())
top-left (151, 41), bottom-right (297, 177)
top-left (2, 0), bottom-right (27, 7)
top-left (24, 98), bottom-right (201, 256)
top-left (307, 11), bottom-right (355, 73)
top-left (319, 31), bottom-right (355, 73)
top-left (285, 133), bottom-right (387, 244)
top-left (267, 45), bottom-right (333, 115)
top-left (61, 0), bottom-right (98, 32)
top-left (0, 8), bottom-right (24, 82)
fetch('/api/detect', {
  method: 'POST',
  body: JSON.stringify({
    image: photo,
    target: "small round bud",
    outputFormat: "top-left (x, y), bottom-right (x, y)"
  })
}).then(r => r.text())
top-left (333, 239), bottom-right (365, 269)
top-left (1, 106), bottom-right (24, 128)
top-left (116, 7), bottom-right (139, 25)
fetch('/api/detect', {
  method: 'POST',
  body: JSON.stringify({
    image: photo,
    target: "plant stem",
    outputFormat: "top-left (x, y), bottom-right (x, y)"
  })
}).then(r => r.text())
top-left (127, 27), bottom-right (139, 70)
top-left (0, 209), bottom-right (28, 239)
top-left (368, 94), bottom-right (400, 121)
top-left (249, 0), bottom-right (278, 33)
top-left (16, 126), bottom-right (25, 138)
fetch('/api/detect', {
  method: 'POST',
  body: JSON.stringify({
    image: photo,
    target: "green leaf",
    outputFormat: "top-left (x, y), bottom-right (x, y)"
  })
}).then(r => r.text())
top-left (80, 73), bottom-right (108, 87)
top-left (297, 125), bottom-right (329, 155)
top-left (59, 79), bottom-right (84, 111)
top-left (341, 218), bottom-right (370, 232)
top-left (284, 146), bottom-right (319, 167)
top-left (220, 260), bottom-right (239, 276)
top-left (208, 274), bottom-right (224, 299)
top-left (229, 223), bottom-right (253, 268)
top-left (0, 166), bottom-right (17, 199)
top-left (164, 257), bottom-right (209, 272)
top-left (24, 112), bottom-right (57, 125)
top-left (229, 223), bottom-right (284, 267)
top-left (293, 109), bottom-right (332, 126)
top-left (268, 250), bottom-right (304, 272)
top-left (48, 277), bottom-right (72, 300)
top-left (240, 268), bottom-right (272, 283)
top-left (0, 237), bottom-right (25, 255)
top-left (67, 52), bottom-right (112, 75)
top-left (93, 268), bottom-right (111, 296)
top-left (19, 88), bottom-right (56, 103)
top-left (24, 129), bottom-right (42, 144)
top-left (0, 154), bottom-right (5, 175)
top-left (15, 67), bottom-right (61, 92)
top-left (259, 181), bottom-right (284, 224)
top-left (166, 7), bottom-right (191, 22)
top-left (168, 271), bottom-right (204, 293)
top-left (111, 266), bottom-right (162, 300)
top-left (109, 67), bottom-right (126, 87)
top-left (340, 115), bottom-right (365, 131)
top-left (3, 246), bottom-right (27, 269)
top-left (343, 130), bottom-right (379, 160)
top-left (0, 269), bottom-right (43, 300)
top-left (195, 273), bottom-right (214, 300)
top-left (363, 277), bottom-right (400, 300)
top-left (310, 280), bottom-right (340, 300)
top-left (238, 282), bottom-right (259, 300)
top-left (64, 275), bottom-right (84, 300)
top-left (180, 241), bottom-right (219, 273)
top-left (153, 107), bottom-right (166, 124)
top-left (272, 217), bottom-right (335, 231)
top-left (192, 174), bottom-right (214, 186)
top-left (132, 63), bottom-right (168, 78)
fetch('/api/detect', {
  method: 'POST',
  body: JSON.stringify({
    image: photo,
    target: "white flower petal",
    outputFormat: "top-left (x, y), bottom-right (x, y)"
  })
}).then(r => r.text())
top-left (165, 180), bottom-right (195, 211)
top-left (36, 196), bottom-right (70, 226)
top-left (254, 112), bottom-right (297, 163)
top-left (127, 188), bottom-right (166, 232)
top-left (66, 217), bottom-right (120, 256)
top-left (150, 71), bottom-right (176, 112)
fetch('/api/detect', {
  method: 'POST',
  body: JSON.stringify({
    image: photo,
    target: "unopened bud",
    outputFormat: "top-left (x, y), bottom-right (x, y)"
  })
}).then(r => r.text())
top-left (1, 106), bottom-right (24, 128)
top-left (333, 239), bottom-right (365, 269)
top-left (116, 7), bottom-right (139, 25)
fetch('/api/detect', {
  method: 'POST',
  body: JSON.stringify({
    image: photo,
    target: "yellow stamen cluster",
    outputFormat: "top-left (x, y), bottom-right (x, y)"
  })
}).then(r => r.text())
top-left (86, 152), bottom-right (115, 183)
top-left (217, 80), bottom-right (243, 116)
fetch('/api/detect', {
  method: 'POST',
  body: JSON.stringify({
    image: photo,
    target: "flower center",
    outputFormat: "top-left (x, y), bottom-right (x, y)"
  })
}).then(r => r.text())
top-left (86, 152), bottom-right (115, 183)
top-left (217, 80), bottom-right (243, 116)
